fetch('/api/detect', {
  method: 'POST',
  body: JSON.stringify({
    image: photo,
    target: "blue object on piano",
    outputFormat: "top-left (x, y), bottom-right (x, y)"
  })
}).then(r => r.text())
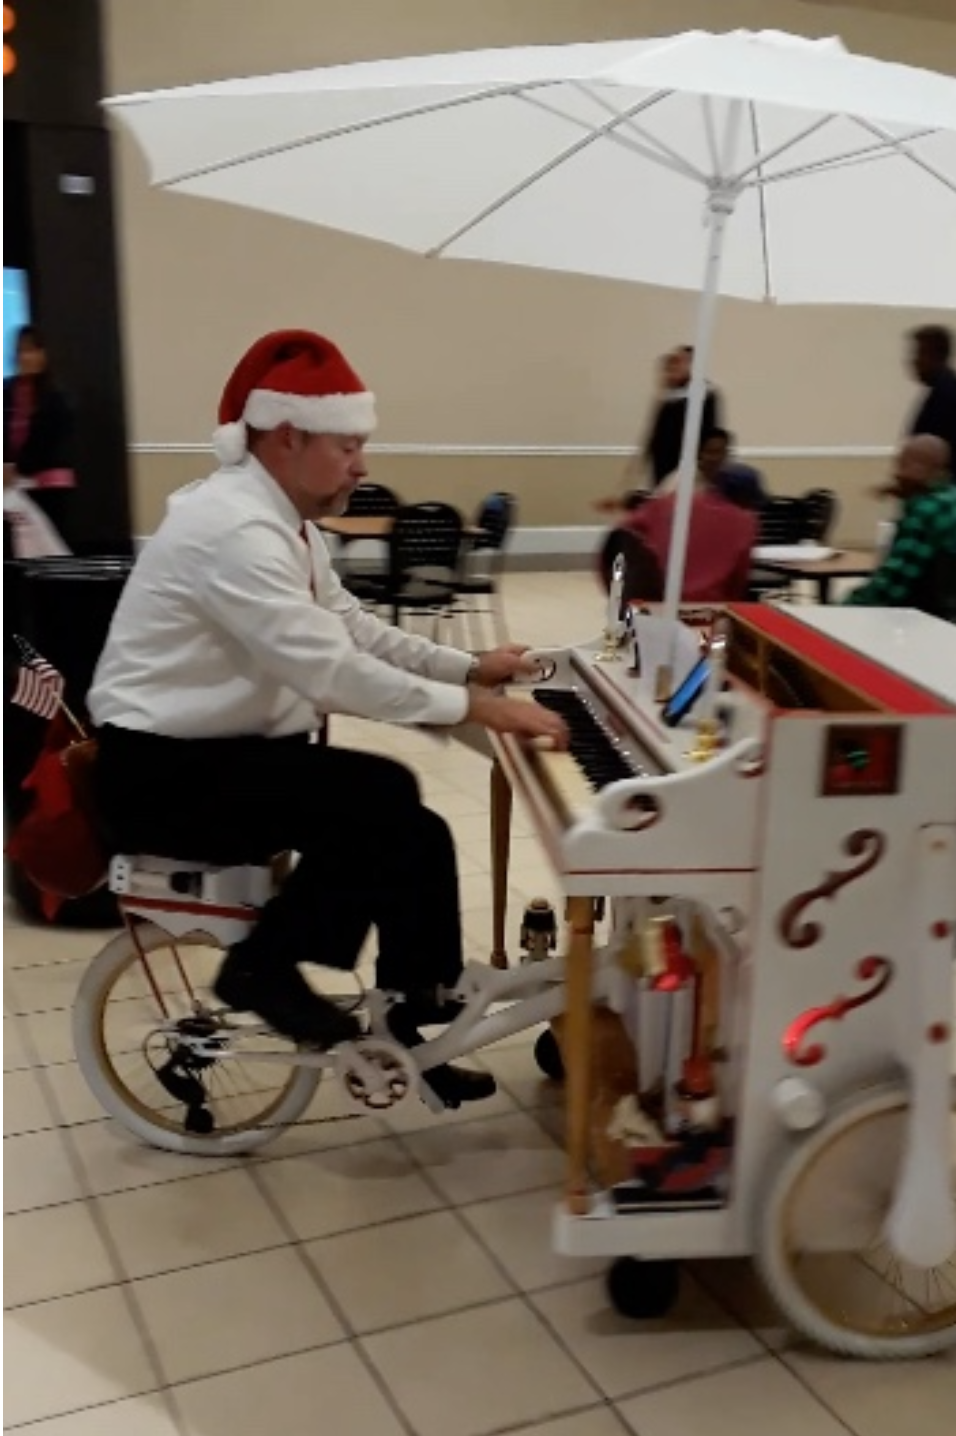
top-left (662, 656), bottom-right (711, 727)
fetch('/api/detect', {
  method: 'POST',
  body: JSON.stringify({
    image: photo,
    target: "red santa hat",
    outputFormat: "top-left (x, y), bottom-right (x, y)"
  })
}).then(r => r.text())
top-left (213, 329), bottom-right (377, 465)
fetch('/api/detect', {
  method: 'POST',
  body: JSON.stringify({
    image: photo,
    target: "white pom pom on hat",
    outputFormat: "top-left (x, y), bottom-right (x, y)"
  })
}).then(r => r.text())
top-left (212, 329), bottom-right (377, 463)
top-left (212, 421), bottom-right (249, 466)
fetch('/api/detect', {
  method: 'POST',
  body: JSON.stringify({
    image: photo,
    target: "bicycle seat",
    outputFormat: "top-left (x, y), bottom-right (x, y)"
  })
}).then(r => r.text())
top-left (109, 853), bottom-right (282, 910)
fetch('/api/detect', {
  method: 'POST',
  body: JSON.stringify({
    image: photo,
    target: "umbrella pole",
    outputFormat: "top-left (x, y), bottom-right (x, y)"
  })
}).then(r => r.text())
top-left (661, 192), bottom-right (735, 623)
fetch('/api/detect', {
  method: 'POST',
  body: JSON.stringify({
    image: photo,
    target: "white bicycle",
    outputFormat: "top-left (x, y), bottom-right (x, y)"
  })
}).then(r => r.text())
top-left (72, 853), bottom-right (574, 1156)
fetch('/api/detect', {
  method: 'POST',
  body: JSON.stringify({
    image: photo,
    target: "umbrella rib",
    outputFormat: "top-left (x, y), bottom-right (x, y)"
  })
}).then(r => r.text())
top-left (748, 102), bottom-right (773, 303)
top-left (570, 82), bottom-right (709, 182)
top-left (516, 91), bottom-right (697, 179)
top-left (425, 88), bottom-right (674, 258)
top-left (519, 90), bottom-right (699, 180)
top-left (851, 117), bottom-right (956, 196)
top-left (156, 78), bottom-right (564, 188)
top-left (730, 114), bottom-right (835, 185)
top-left (746, 145), bottom-right (902, 189)
top-left (702, 96), bottom-right (720, 176)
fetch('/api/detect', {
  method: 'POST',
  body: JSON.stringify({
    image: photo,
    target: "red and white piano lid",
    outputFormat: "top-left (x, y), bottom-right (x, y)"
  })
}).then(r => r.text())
top-left (725, 604), bottom-right (956, 715)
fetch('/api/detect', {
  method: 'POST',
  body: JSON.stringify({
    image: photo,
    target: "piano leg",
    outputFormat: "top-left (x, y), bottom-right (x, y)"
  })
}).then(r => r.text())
top-left (564, 895), bottom-right (597, 1216)
top-left (490, 759), bottom-right (512, 969)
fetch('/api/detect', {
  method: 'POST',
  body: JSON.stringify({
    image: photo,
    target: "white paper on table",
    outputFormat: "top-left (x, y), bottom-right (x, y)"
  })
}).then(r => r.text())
top-left (752, 544), bottom-right (835, 562)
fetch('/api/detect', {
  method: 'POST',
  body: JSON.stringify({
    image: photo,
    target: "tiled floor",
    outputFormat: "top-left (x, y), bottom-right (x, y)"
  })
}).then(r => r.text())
top-left (4, 571), bottom-right (955, 1435)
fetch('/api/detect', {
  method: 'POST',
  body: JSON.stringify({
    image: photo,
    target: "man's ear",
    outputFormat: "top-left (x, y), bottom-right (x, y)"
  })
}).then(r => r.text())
top-left (275, 422), bottom-right (300, 451)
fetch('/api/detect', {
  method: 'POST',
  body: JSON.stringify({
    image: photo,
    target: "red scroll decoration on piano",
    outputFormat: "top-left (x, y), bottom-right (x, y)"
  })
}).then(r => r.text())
top-left (783, 956), bottom-right (894, 1068)
top-left (777, 828), bottom-right (886, 950)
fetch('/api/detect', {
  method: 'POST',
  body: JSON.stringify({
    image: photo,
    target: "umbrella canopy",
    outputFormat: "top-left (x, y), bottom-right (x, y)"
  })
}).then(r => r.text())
top-left (108, 29), bottom-right (956, 306)
top-left (107, 29), bottom-right (956, 615)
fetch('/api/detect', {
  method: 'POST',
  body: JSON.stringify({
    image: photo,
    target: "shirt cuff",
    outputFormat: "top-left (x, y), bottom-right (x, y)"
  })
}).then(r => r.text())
top-left (427, 646), bottom-right (475, 686)
top-left (425, 680), bottom-right (471, 727)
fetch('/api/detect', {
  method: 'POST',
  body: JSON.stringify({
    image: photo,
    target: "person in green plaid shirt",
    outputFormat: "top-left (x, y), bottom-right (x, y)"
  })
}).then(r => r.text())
top-left (845, 435), bottom-right (956, 622)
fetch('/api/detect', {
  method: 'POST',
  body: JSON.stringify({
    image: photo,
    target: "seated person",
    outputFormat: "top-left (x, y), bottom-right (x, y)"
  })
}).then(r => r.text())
top-left (618, 429), bottom-right (759, 602)
top-left (89, 328), bottom-right (568, 1110)
top-left (843, 434), bottom-right (956, 621)
top-left (713, 460), bottom-right (766, 512)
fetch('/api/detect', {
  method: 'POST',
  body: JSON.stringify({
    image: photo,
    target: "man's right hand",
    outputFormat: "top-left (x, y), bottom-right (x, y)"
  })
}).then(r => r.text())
top-left (466, 688), bottom-right (569, 748)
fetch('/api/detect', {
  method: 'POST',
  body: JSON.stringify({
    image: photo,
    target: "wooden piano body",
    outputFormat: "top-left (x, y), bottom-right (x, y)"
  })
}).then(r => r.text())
top-left (490, 603), bottom-right (956, 1261)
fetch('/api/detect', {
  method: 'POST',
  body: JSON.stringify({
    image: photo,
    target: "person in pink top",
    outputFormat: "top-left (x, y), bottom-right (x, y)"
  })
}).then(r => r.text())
top-left (3, 327), bottom-right (76, 542)
top-left (622, 429), bottom-right (758, 602)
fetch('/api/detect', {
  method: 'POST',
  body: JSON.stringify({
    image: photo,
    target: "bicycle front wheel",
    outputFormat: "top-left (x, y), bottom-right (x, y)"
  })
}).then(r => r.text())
top-left (758, 1081), bottom-right (956, 1358)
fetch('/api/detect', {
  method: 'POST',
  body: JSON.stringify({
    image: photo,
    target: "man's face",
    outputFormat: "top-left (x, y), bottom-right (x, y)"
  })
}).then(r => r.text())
top-left (893, 448), bottom-right (929, 498)
top-left (670, 349), bottom-right (692, 387)
top-left (699, 435), bottom-right (729, 480)
top-left (285, 429), bottom-right (369, 518)
top-left (17, 338), bottom-right (46, 377)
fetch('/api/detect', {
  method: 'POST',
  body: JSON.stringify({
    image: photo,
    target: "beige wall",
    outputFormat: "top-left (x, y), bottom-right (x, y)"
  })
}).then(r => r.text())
top-left (104, 0), bottom-right (956, 536)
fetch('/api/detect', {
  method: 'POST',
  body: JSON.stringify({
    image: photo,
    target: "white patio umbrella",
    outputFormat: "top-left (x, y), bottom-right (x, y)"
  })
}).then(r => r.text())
top-left (106, 29), bottom-right (956, 614)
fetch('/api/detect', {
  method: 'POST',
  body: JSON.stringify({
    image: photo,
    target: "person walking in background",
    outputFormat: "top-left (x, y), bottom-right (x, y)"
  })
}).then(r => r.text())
top-left (641, 345), bottom-right (722, 489)
top-left (3, 326), bottom-right (76, 542)
top-left (595, 346), bottom-right (724, 515)
top-left (906, 325), bottom-right (956, 466)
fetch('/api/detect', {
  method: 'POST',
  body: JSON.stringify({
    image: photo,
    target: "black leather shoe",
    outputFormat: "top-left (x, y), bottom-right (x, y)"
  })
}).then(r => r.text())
top-left (214, 947), bottom-right (361, 1049)
top-left (385, 1003), bottom-right (497, 1109)
top-left (422, 1063), bottom-right (497, 1109)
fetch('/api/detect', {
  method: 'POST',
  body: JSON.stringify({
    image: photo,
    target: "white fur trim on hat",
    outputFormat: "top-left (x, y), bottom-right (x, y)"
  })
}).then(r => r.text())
top-left (244, 389), bottom-right (377, 436)
top-left (212, 421), bottom-right (248, 465)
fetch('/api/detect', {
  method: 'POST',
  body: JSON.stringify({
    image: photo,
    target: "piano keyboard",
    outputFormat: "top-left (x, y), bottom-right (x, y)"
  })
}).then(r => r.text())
top-left (509, 685), bottom-right (658, 829)
top-left (533, 688), bottom-right (648, 787)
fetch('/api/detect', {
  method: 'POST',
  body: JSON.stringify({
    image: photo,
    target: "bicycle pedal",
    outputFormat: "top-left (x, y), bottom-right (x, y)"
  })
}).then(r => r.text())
top-left (154, 1058), bottom-right (206, 1106)
top-left (184, 1105), bottom-right (216, 1135)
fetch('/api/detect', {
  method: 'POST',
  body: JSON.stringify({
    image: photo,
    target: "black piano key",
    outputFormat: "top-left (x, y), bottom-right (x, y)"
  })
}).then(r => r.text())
top-left (533, 687), bottom-right (645, 791)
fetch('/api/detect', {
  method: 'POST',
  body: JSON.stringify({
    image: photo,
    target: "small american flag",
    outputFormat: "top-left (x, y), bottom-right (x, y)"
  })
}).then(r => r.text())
top-left (10, 636), bottom-right (66, 721)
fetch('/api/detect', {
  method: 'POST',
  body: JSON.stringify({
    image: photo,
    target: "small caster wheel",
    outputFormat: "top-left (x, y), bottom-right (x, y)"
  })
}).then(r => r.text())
top-left (606, 1257), bottom-right (680, 1319)
top-left (534, 1028), bottom-right (564, 1081)
top-left (184, 1105), bottom-right (215, 1135)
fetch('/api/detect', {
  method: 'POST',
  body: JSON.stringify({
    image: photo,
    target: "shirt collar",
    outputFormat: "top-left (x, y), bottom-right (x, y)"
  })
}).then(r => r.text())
top-left (243, 454), bottom-right (305, 532)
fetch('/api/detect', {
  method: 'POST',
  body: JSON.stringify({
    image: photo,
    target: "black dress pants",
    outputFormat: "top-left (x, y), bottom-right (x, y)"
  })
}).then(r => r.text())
top-left (95, 725), bottom-right (464, 994)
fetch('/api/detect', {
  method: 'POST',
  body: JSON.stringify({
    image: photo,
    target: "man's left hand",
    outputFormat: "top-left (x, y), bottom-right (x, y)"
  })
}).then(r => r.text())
top-left (469, 645), bottom-right (538, 687)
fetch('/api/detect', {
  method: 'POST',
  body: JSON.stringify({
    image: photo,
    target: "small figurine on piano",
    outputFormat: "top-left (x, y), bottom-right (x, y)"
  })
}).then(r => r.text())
top-left (520, 898), bottom-right (557, 962)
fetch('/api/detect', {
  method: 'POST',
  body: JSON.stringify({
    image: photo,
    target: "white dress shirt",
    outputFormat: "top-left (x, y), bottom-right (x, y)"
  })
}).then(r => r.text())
top-left (89, 458), bottom-right (472, 737)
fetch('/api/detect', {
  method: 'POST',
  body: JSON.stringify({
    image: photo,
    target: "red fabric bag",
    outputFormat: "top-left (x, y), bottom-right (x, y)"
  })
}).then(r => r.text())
top-left (6, 714), bottom-right (108, 919)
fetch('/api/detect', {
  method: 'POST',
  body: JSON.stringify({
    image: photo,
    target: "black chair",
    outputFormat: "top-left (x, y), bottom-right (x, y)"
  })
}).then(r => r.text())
top-left (756, 495), bottom-right (809, 546)
top-left (337, 482), bottom-right (400, 603)
top-left (454, 491), bottom-right (516, 648)
top-left (387, 502), bottom-right (465, 635)
top-left (801, 488), bottom-right (840, 544)
top-left (748, 495), bottom-right (811, 602)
